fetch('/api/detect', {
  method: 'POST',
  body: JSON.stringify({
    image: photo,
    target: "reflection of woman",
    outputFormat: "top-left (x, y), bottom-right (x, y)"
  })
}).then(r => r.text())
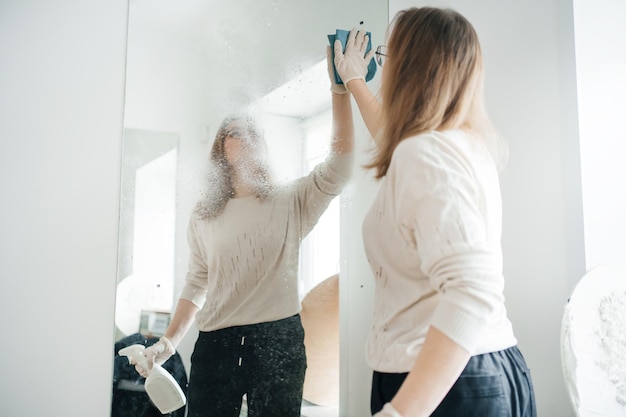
top-left (130, 49), bottom-right (354, 417)
top-left (333, 8), bottom-right (536, 417)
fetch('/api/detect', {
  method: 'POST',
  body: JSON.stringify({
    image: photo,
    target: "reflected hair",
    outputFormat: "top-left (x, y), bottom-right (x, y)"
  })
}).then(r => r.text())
top-left (368, 7), bottom-right (507, 178)
top-left (194, 114), bottom-right (274, 220)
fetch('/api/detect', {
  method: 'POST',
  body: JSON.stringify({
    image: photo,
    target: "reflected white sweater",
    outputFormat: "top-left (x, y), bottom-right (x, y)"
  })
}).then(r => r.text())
top-left (180, 152), bottom-right (352, 332)
top-left (362, 130), bottom-right (517, 373)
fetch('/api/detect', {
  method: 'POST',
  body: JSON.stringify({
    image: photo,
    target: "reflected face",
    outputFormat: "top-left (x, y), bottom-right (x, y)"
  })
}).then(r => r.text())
top-left (376, 41), bottom-right (391, 93)
top-left (223, 121), bottom-right (261, 167)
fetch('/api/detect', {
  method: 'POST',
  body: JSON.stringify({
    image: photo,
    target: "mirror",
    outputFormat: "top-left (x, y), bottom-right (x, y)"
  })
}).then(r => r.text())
top-left (114, 0), bottom-right (388, 415)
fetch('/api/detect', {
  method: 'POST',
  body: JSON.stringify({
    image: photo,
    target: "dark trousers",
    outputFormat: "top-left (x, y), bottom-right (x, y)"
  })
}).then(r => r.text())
top-left (371, 346), bottom-right (536, 417)
top-left (187, 314), bottom-right (306, 417)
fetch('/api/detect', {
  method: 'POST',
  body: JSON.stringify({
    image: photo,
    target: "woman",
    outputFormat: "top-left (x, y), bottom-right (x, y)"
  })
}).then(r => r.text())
top-left (333, 7), bottom-right (536, 417)
top-left (129, 48), bottom-right (354, 417)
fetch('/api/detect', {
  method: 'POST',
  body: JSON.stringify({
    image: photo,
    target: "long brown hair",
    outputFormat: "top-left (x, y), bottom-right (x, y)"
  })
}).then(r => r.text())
top-left (368, 7), bottom-right (507, 178)
top-left (194, 114), bottom-right (274, 219)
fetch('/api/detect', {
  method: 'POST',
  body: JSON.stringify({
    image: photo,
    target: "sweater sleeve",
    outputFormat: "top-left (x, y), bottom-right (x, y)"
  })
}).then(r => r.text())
top-left (179, 216), bottom-right (209, 308)
top-left (394, 137), bottom-right (505, 354)
top-left (305, 151), bottom-right (353, 195)
top-left (294, 151), bottom-right (353, 238)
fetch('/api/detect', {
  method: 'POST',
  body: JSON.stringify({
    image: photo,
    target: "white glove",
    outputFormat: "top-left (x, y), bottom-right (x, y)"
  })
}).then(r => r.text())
top-left (373, 403), bottom-right (404, 417)
top-left (133, 336), bottom-right (176, 378)
top-left (333, 28), bottom-right (376, 88)
top-left (327, 46), bottom-right (348, 94)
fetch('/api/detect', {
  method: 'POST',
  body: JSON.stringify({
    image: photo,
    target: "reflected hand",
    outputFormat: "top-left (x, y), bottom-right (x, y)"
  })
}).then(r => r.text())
top-left (373, 403), bottom-right (404, 417)
top-left (132, 336), bottom-right (176, 378)
top-left (327, 46), bottom-right (347, 94)
top-left (333, 28), bottom-right (376, 89)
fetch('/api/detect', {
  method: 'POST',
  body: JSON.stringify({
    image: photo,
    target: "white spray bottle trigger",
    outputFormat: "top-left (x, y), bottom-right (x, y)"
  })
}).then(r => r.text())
top-left (118, 344), bottom-right (150, 374)
top-left (118, 344), bottom-right (186, 414)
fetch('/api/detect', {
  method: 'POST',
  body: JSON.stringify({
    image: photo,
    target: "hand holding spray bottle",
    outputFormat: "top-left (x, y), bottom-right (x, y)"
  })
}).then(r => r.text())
top-left (118, 343), bottom-right (186, 414)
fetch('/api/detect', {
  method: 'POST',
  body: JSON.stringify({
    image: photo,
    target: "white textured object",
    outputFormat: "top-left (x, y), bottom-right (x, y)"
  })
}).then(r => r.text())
top-left (561, 264), bottom-right (626, 416)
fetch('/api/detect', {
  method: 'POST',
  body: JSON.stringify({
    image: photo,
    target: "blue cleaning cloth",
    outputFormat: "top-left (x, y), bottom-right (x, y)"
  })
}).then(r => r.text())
top-left (328, 29), bottom-right (377, 85)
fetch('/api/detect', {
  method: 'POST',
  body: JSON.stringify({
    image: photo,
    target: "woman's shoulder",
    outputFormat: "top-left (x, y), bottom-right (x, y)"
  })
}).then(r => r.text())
top-left (395, 130), bottom-right (484, 163)
top-left (397, 129), bottom-right (471, 150)
top-left (389, 130), bottom-right (491, 183)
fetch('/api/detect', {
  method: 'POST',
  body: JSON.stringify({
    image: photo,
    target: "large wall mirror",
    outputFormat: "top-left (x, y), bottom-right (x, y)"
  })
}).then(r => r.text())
top-left (114, 0), bottom-right (388, 415)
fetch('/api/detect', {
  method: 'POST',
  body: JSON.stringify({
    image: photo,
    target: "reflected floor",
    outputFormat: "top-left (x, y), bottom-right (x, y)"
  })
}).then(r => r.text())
top-left (238, 398), bottom-right (338, 417)
top-left (301, 400), bottom-right (338, 417)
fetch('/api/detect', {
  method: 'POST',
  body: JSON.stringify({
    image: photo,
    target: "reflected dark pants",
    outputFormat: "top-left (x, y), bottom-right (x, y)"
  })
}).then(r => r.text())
top-left (371, 346), bottom-right (536, 417)
top-left (187, 314), bottom-right (306, 417)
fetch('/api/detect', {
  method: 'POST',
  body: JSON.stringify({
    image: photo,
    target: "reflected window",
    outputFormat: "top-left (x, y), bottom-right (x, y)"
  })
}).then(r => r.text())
top-left (250, 59), bottom-right (338, 299)
top-left (299, 110), bottom-right (340, 298)
top-left (115, 129), bottom-right (179, 339)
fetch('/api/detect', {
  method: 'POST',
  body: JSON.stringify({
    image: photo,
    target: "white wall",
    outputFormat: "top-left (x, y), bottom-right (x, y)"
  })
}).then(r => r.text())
top-left (341, 0), bottom-right (584, 416)
top-left (573, 0), bottom-right (626, 270)
top-left (0, 0), bottom-right (128, 416)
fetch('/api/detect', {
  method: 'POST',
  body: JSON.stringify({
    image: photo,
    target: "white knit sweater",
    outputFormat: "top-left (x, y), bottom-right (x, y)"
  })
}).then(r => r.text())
top-left (180, 152), bottom-right (352, 332)
top-left (362, 130), bottom-right (517, 373)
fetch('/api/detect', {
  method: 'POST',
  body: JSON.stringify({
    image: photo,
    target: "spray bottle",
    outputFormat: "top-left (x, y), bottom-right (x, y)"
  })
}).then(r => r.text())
top-left (118, 344), bottom-right (186, 414)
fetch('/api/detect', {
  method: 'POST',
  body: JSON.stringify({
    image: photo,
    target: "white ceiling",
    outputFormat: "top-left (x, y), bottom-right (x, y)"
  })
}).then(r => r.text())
top-left (128, 0), bottom-right (388, 117)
